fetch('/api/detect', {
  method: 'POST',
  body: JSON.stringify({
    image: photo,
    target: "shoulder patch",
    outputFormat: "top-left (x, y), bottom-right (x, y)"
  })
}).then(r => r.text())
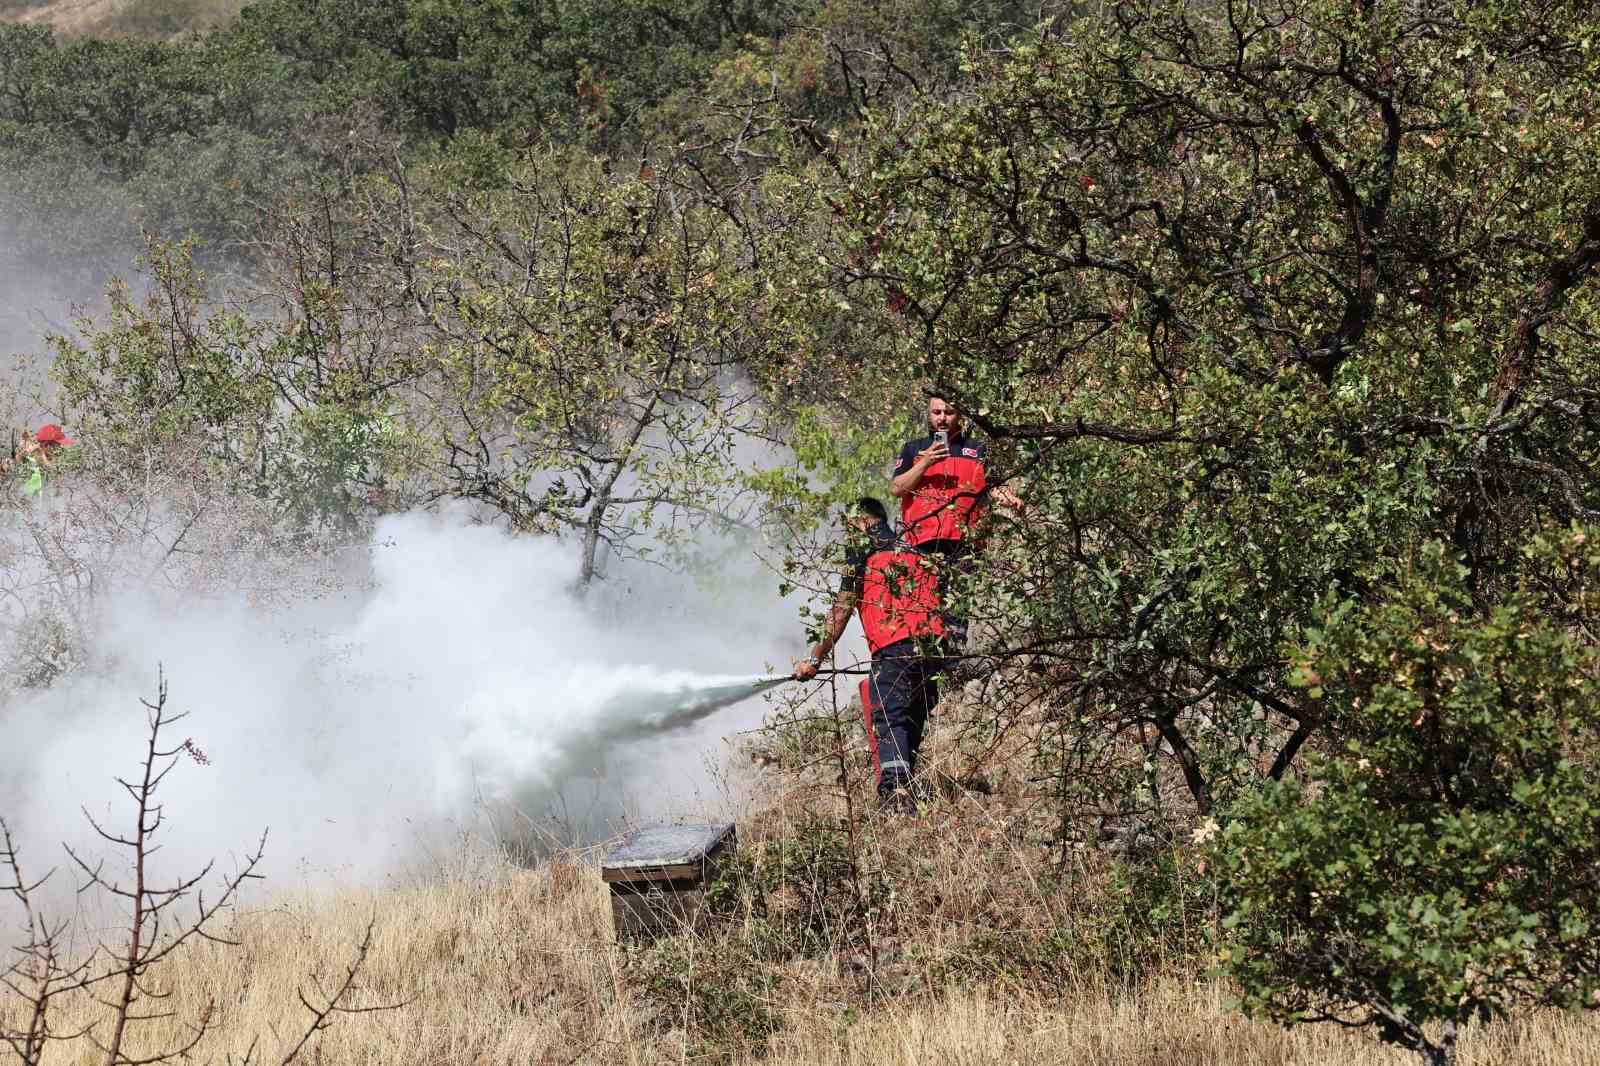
top-left (961, 447), bottom-right (979, 458)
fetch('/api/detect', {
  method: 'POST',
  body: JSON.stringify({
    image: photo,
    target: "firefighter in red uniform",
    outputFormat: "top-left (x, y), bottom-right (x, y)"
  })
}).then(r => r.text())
top-left (793, 497), bottom-right (947, 814)
top-left (889, 395), bottom-right (1021, 646)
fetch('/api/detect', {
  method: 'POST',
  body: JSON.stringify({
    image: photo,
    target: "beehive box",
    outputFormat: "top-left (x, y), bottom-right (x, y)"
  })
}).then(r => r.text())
top-left (601, 823), bottom-right (736, 940)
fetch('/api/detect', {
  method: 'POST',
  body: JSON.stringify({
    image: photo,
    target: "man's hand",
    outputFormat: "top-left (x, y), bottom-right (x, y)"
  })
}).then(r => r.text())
top-left (793, 643), bottom-right (831, 681)
top-left (916, 439), bottom-right (950, 467)
top-left (893, 439), bottom-right (950, 498)
top-left (993, 484), bottom-right (1025, 511)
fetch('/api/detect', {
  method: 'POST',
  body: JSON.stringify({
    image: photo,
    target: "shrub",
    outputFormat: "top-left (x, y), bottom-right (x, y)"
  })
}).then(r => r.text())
top-left (1213, 534), bottom-right (1600, 1066)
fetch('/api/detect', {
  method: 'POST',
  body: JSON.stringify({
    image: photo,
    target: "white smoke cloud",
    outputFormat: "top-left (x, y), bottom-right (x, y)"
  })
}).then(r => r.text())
top-left (0, 508), bottom-right (848, 887)
top-left (1, 190), bottom-right (117, 429)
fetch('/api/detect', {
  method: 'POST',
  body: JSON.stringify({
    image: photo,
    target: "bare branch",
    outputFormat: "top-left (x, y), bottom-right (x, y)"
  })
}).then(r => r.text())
top-left (276, 917), bottom-right (407, 1066)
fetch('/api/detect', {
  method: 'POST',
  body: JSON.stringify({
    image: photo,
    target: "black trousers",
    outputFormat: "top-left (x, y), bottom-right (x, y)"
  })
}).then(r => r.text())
top-left (861, 639), bottom-right (944, 794)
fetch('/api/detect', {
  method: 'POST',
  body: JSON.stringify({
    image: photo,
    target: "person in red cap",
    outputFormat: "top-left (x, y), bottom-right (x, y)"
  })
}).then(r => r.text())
top-left (7, 423), bottom-right (77, 498)
top-left (34, 424), bottom-right (75, 448)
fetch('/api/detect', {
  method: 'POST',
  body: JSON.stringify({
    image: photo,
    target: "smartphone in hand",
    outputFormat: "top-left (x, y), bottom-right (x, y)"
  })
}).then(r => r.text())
top-left (934, 429), bottom-right (949, 449)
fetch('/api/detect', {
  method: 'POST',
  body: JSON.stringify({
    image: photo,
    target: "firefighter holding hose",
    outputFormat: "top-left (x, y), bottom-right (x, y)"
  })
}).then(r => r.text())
top-left (794, 497), bottom-right (948, 815)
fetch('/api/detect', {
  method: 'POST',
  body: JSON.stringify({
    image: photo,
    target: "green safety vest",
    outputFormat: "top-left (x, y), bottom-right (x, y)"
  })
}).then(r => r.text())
top-left (15, 457), bottom-right (44, 498)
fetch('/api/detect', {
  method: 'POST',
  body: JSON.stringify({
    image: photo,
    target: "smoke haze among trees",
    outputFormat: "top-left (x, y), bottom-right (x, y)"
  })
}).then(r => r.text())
top-left (3, 3), bottom-right (1599, 1063)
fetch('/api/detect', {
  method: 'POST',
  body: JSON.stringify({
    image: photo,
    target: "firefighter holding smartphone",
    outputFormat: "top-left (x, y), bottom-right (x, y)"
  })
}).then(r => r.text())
top-left (889, 395), bottom-right (1021, 648)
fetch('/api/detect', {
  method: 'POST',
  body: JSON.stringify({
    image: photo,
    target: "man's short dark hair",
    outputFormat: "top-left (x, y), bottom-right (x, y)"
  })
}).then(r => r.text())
top-left (855, 496), bottom-right (889, 524)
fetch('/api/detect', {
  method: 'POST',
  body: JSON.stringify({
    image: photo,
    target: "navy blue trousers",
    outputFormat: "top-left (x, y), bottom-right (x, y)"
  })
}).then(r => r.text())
top-left (861, 639), bottom-right (943, 794)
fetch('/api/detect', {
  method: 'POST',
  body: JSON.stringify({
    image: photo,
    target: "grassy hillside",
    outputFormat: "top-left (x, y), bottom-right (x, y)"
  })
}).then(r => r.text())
top-left (5, 683), bottom-right (1600, 1064)
top-left (1, 0), bottom-right (244, 37)
top-left (6, 801), bottom-right (1599, 1064)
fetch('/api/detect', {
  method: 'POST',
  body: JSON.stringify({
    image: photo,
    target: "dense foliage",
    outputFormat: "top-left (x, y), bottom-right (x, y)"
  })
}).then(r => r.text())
top-left (843, 0), bottom-right (1600, 802)
top-left (0, 0), bottom-right (1038, 270)
top-left (1217, 535), bottom-right (1600, 1065)
top-left (816, 5), bottom-right (1600, 1058)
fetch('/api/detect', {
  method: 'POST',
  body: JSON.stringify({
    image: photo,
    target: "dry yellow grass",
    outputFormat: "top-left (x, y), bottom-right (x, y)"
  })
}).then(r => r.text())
top-left (3, 0), bottom-right (244, 36)
top-left (7, 0), bottom-right (135, 32)
top-left (5, 853), bottom-right (644, 1065)
top-left (6, 683), bottom-right (1597, 1064)
top-left (762, 987), bottom-right (1600, 1066)
top-left (7, 842), bottom-right (1600, 1066)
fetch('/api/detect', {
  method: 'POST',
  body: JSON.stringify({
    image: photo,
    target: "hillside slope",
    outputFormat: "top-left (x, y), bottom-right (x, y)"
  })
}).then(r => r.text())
top-left (1, 0), bottom-right (242, 37)
top-left (5, 675), bottom-right (1600, 1064)
top-left (4, 809), bottom-right (1598, 1065)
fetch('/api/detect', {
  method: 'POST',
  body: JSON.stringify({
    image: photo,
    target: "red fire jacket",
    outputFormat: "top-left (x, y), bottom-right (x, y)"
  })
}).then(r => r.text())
top-left (894, 434), bottom-right (988, 547)
top-left (858, 546), bottom-right (946, 654)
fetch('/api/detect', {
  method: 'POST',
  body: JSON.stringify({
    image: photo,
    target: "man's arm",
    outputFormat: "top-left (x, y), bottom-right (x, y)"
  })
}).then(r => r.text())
top-left (889, 439), bottom-right (948, 499)
top-left (792, 590), bottom-right (858, 680)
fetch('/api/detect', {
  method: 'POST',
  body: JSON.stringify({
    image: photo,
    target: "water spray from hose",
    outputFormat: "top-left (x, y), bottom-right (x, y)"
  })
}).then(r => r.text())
top-left (592, 667), bottom-right (866, 742)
